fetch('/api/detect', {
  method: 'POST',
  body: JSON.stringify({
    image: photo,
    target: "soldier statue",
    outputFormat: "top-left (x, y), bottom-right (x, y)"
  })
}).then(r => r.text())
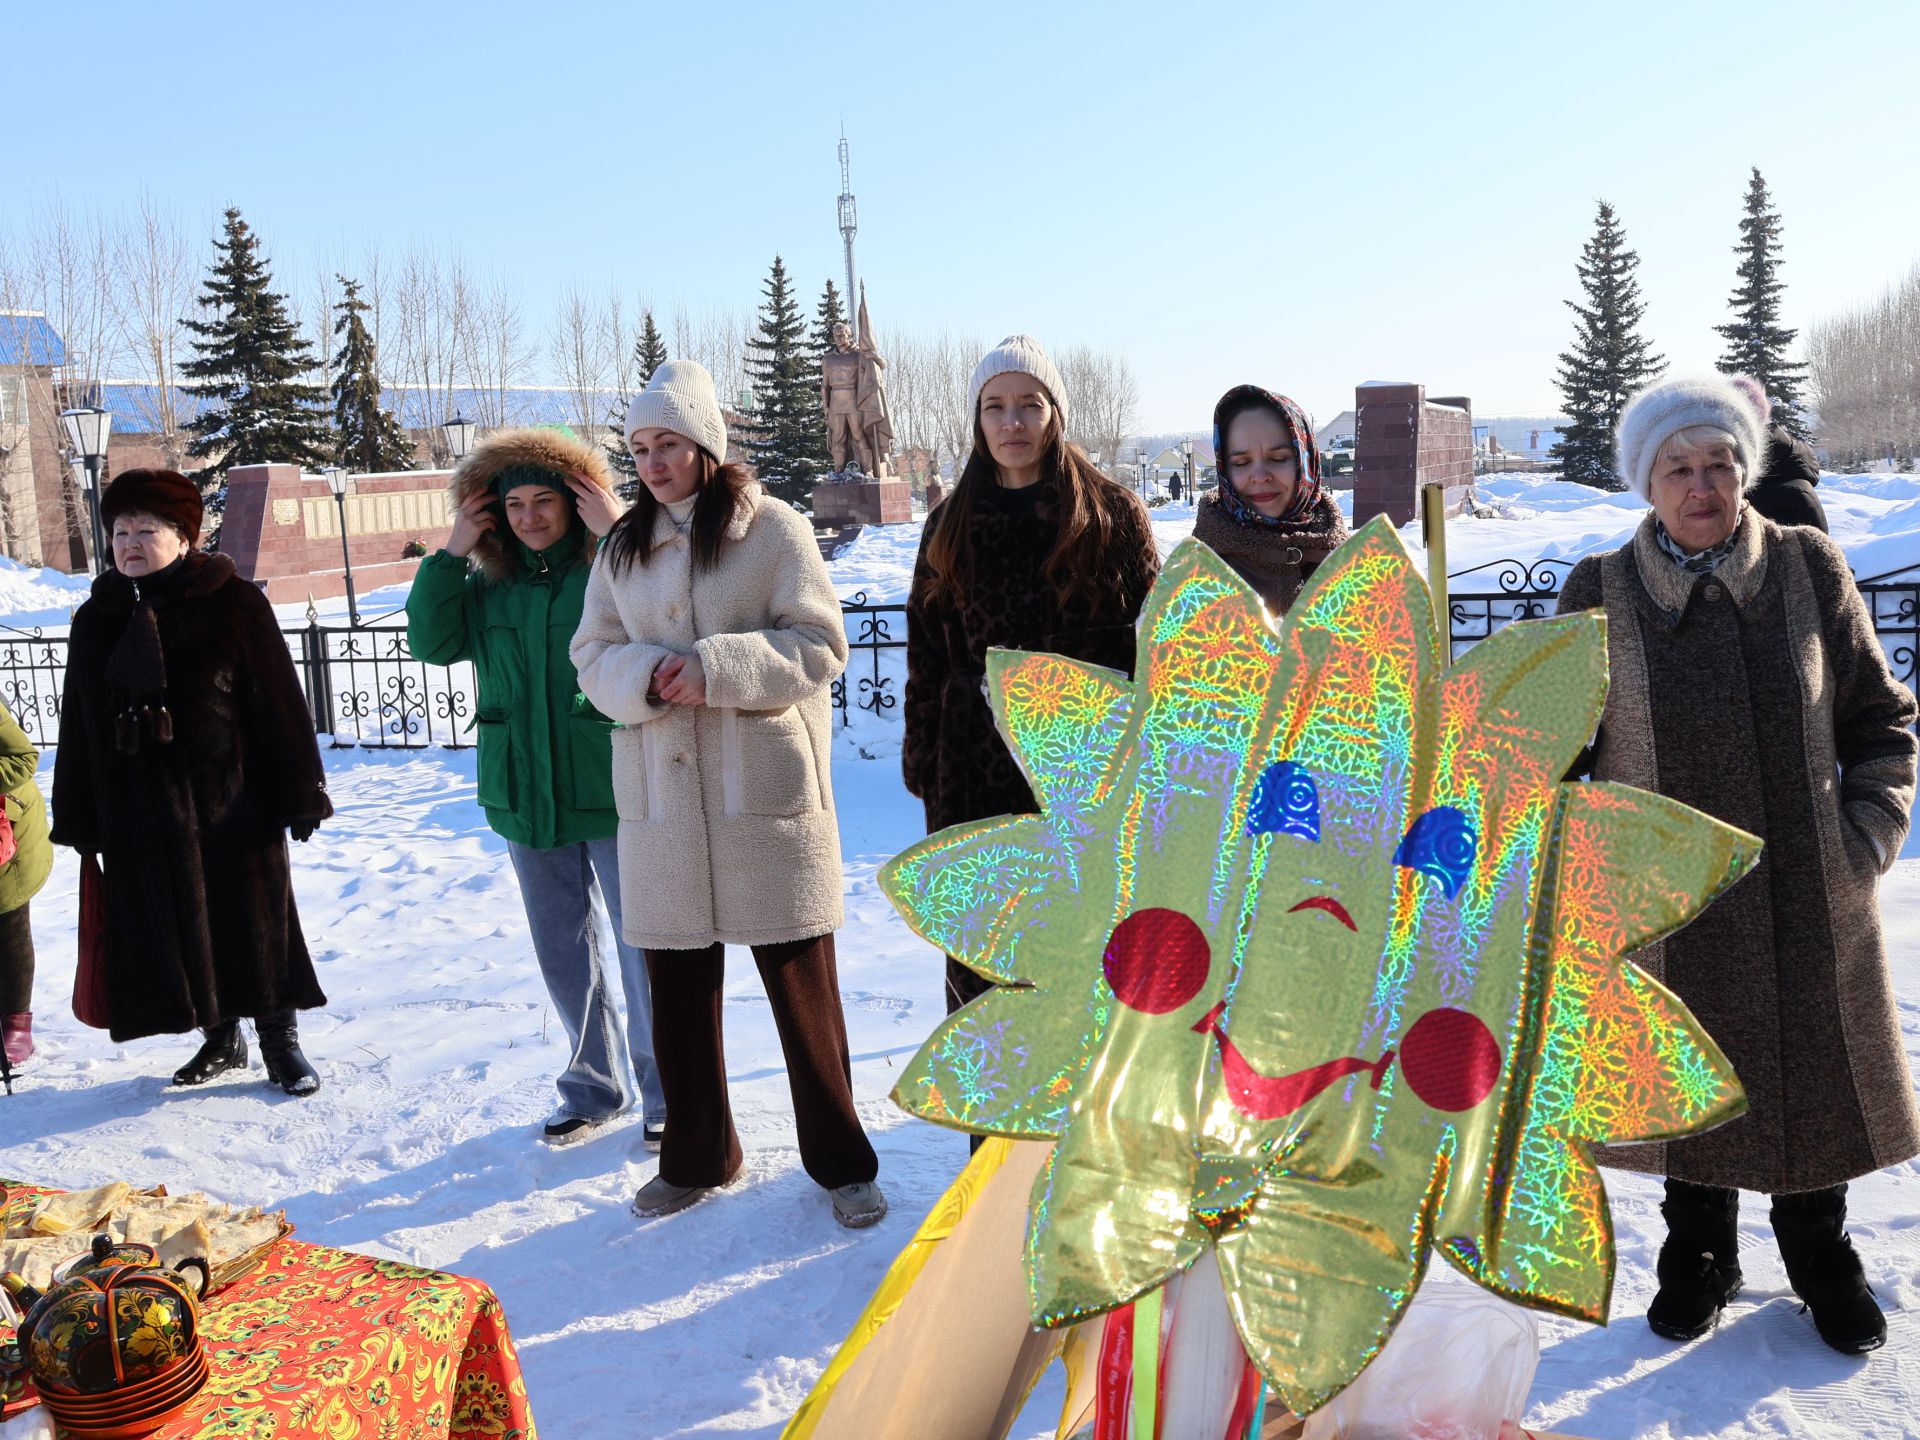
top-left (820, 290), bottom-right (896, 480)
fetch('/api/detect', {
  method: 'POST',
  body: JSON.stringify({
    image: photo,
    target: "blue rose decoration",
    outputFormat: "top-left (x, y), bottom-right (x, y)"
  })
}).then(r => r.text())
top-left (1394, 806), bottom-right (1477, 899)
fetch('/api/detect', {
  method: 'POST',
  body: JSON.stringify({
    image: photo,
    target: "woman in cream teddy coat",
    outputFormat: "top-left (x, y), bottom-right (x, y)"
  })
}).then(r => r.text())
top-left (572, 359), bottom-right (884, 1227)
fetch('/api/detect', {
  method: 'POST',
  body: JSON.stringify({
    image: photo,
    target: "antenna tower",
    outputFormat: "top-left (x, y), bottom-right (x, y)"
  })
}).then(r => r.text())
top-left (837, 135), bottom-right (859, 343)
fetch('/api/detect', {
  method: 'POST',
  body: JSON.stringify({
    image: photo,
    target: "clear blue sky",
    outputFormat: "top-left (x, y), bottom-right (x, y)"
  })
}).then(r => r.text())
top-left (13, 0), bottom-right (1917, 431)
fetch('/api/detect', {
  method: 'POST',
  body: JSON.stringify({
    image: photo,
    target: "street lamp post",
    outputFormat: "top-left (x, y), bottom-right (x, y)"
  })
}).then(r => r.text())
top-left (321, 466), bottom-right (360, 627)
top-left (1137, 447), bottom-right (1151, 502)
top-left (442, 414), bottom-right (477, 466)
top-left (1181, 437), bottom-right (1194, 503)
top-left (60, 405), bottom-right (113, 575)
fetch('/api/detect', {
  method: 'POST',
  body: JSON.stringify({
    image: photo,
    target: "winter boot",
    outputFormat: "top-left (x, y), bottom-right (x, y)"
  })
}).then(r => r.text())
top-left (1, 1012), bottom-right (31, 1067)
top-left (171, 1021), bottom-right (248, 1086)
top-left (1771, 1184), bottom-right (1885, 1354)
top-left (1647, 1179), bottom-right (1743, 1341)
top-left (256, 1011), bottom-right (321, 1097)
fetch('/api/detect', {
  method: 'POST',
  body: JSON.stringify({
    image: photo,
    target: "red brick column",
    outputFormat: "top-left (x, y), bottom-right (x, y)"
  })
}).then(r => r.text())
top-left (1351, 384), bottom-right (1474, 528)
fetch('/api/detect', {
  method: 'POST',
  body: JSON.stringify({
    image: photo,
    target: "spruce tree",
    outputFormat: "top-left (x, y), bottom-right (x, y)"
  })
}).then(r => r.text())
top-left (744, 256), bottom-right (826, 504)
top-left (813, 279), bottom-right (847, 356)
top-left (181, 208), bottom-right (334, 511)
top-left (1715, 167), bottom-right (1811, 439)
top-left (1552, 201), bottom-right (1665, 489)
top-left (605, 309), bottom-right (670, 488)
top-left (637, 308), bottom-right (667, 383)
top-left (330, 276), bottom-right (415, 472)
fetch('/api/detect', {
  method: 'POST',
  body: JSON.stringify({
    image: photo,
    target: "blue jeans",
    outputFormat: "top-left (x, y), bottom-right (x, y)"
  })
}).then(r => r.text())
top-left (506, 837), bottom-right (665, 1124)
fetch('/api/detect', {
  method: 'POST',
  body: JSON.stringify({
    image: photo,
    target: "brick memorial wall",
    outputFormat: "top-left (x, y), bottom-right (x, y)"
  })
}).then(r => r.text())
top-left (220, 464), bottom-right (456, 604)
top-left (1350, 383), bottom-right (1475, 528)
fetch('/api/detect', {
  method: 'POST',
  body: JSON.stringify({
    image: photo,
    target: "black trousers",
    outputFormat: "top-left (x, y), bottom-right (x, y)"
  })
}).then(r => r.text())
top-left (0, 903), bottom-right (32, 1014)
top-left (644, 933), bottom-right (878, 1190)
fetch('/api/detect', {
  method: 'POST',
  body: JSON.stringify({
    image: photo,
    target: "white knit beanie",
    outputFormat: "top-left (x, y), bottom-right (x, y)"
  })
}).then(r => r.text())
top-left (968, 335), bottom-right (1069, 428)
top-left (625, 359), bottom-right (728, 463)
top-left (1614, 373), bottom-right (1769, 501)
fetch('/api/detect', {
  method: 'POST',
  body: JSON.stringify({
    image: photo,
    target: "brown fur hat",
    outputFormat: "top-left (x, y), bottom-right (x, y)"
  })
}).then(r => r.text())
top-left (101, 468), bottom-right (204, 545)
top-left (448, 427), bottom-right (615, 583)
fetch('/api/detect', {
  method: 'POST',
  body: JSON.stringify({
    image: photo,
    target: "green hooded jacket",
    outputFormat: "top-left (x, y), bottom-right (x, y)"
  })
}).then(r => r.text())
top-left (0, 701), bottom-right (53, 914)
top-left (406, 524), bottom-right (618, 850)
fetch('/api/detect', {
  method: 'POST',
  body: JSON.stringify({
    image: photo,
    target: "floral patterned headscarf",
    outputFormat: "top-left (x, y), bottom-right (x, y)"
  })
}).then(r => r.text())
top-left (1211, 385), bottom-right (1323, 527)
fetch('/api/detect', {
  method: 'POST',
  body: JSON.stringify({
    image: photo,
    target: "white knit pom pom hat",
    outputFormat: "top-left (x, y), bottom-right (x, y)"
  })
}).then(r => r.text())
top-left (968, 335), bottom-right (1069, 429)
top-left (1615, 373), bottom-right (1769, 501)
top-left (625, 359), bottom-right (728, 463)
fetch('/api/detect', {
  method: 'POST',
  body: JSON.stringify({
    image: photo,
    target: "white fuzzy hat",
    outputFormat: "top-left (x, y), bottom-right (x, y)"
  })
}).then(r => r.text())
top-left (625, 359), bottom-right (728, 463)
top-left (968, 335), bottom-right (1069, 428)
top-left (1615, 373), bottom-right (1770, 501)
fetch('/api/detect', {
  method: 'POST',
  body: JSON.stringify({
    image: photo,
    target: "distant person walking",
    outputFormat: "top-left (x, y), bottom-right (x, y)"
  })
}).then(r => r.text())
top-left (407, 427), bottom-right (666, 1147)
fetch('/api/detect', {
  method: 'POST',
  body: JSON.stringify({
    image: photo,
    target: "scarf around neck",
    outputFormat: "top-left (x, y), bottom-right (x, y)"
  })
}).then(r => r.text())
top-left (103, 554), bottom-right (192, 752)
top-left (1654, 510), bottom-right (1744, 576)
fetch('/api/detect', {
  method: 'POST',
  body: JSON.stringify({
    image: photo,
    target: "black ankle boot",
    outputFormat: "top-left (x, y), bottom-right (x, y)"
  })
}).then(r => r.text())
top-left (1771, 1184), bottom-right (1884, 1354)
top-left (1648, 1179), bottom-right (1743, 1341)
top-left (256, 1011), bottom-right (320, 1097)
top-left (172, 1021), bottom-right (247, 1086)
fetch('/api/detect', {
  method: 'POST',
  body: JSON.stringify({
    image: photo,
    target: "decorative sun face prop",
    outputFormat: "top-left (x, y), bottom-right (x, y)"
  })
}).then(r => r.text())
top-left (881, 519), bottom-right (1758, 1416)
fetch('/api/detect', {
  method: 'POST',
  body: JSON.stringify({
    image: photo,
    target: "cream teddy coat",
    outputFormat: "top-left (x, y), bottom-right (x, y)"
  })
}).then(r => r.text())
top-left (571, 485), bottom-right (848, 950)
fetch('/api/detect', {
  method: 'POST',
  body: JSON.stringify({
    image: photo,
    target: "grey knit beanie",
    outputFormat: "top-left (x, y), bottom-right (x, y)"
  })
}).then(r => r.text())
top-left (968, 335), bottom-right (1069, 428)
top-left (1615, 373), bottom-right (1769, 501)
top-left (625, 359), bottom-right (728, 463)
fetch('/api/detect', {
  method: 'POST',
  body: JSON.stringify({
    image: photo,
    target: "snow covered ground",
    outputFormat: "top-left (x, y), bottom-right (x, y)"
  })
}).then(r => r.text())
top-left (5, 472), bottom-right (1920, 1438)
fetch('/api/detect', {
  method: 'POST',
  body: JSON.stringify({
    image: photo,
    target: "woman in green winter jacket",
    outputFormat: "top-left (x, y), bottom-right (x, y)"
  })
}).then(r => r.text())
top-left (0, 701), bottom-right (53, 1071)
top-left (407, 428), bottom-right (665, 1145)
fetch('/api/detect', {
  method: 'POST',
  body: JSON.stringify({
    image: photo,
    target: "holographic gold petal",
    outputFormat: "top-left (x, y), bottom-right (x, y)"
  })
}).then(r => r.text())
top-left (880, 816), bottom-right (1063, 981)
top-left (990, 649), bottom-right (1134, 845)
top-left (894, 983), bottom-right (1087, 1138)
top-left (1450, 782), bottom-right (1757, 1321)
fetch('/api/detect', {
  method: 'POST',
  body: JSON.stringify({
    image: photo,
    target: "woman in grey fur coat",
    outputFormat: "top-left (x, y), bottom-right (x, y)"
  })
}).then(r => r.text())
top-left (1556, 373), bottom-right (1919, 1355)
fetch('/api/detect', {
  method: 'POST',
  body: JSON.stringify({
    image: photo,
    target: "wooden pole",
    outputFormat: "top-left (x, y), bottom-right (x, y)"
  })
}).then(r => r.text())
top-left (1421, 482), bottom-right (1448, 663)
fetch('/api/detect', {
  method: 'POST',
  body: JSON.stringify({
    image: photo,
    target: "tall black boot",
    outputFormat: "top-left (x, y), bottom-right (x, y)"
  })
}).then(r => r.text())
top-left (1771, 1184), bottom-right (1884, 1354)
top-left (171, 1021), bottom-right (247, 1086)
top-left (255, 1011), bottom-right (320, 1097)
top-left (1648, 1178), bottom-right (1743, 1341)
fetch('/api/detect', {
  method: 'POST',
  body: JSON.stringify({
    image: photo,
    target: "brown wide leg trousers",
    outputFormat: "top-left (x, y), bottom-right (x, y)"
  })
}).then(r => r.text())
top-left (644, 932), bottom-right (878, 1190)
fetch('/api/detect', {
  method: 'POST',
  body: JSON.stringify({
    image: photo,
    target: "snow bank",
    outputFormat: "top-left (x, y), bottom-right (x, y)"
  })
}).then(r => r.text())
top-left (0, 555), bottom-right (91, 633)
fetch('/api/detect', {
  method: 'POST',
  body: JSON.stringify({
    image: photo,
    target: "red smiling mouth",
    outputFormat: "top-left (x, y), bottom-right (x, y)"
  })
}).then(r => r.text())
top-left (1192, 1001), bottom-right (1395, 1120)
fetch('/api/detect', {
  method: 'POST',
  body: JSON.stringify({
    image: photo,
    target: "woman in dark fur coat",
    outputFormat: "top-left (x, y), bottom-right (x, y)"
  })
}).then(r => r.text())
top-left (903, 335), bottom-right (1160, 1016)
top-left (51, 469), bottom-right (331, 1095)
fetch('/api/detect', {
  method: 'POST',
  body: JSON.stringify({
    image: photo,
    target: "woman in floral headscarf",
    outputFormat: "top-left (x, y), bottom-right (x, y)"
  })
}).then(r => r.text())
top-left (1193, 385), bottom-right (1349, 615)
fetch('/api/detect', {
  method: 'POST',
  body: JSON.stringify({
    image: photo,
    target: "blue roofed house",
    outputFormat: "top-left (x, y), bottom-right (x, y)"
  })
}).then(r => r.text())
top-left (0, 311), bottom-right (93, 572)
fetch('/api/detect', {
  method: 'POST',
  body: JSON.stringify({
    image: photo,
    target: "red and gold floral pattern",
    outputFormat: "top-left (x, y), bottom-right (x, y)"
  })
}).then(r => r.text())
top-left (2, 1186), bottom-right (538, 1439)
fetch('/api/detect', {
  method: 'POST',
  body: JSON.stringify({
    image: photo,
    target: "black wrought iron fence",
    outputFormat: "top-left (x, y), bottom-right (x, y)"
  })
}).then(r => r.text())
top-left (0, 625), bottom-right (67, 751)
top-left (8, 561), bottom-right (1920, 750)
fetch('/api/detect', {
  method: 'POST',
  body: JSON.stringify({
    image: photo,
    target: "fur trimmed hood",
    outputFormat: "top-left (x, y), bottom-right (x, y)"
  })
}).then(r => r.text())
top-left (448, 427), bottom-right (615, 583)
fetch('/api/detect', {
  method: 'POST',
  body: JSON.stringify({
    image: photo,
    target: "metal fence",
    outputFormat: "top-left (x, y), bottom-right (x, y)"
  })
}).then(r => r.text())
top-left (8, 559), bottom-right (1920, 750)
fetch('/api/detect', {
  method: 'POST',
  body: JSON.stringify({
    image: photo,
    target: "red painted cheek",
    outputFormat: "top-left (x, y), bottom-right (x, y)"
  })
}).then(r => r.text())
top-left (1399, 1007), bottom-right (1502, 1112)
top-left (1103, 908), bottom-right (1211, 1015)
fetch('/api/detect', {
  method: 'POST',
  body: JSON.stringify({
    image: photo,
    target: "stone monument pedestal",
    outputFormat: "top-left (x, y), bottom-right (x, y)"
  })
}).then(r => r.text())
top-left (811, 478), bottom-right (913, 527)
